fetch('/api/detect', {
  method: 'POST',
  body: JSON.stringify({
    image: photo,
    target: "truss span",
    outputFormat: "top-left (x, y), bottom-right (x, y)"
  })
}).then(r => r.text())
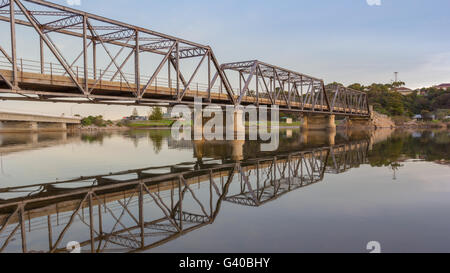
top-left (0, 0), bottom-right (370, 117)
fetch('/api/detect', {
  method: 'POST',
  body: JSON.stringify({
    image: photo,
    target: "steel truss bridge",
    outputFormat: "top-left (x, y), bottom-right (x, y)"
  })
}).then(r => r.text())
top-left (0, 0), bottom-right (369, 116)
top-left (0, 140), bottom-right (369, 253)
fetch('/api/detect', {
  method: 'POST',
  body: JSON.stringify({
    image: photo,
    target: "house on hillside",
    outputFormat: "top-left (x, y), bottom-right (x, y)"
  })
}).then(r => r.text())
top-left (434, 83), bottom-right (450, 90)
top-left (395, 87), bottom-right (414, 96)
top-left (413, 114), bottom-right (435, 121)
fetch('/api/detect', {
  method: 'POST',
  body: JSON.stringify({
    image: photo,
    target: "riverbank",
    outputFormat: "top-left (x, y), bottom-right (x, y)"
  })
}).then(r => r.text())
top-left (395, 121), bottom-right (450, 130)
top-left (79, 125), bottom-right (128, 131)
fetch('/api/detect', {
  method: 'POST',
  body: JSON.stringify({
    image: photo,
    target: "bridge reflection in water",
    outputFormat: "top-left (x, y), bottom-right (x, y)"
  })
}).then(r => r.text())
top-left (0, 138), bottom-right (369, 253)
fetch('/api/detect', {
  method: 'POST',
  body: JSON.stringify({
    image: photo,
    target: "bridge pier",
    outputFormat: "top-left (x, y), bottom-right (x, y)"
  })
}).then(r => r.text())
top-left (193, 109), bottom-right (245, 139)
top-left (301, 114), bottom-right (336, 132)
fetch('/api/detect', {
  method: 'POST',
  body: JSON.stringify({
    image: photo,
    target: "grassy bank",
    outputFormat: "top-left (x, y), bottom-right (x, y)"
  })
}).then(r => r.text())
top-left (125, 120), bottom-right (176, 128)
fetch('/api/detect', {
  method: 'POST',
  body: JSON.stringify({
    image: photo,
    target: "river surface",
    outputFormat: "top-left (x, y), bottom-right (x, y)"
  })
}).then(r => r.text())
top-left (0, 128), bottom-right (449, 253)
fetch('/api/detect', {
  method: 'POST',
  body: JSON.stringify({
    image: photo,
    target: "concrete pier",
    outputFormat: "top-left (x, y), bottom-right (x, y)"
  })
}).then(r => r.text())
top-left (301, 114), bottom-right (336, 131)
top-left (193, 109), bottom-right (245, 139)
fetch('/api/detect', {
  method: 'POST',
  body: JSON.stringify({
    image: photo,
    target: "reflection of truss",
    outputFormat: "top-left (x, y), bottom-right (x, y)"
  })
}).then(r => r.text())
top-left (0, 141), bottom-right (369, 253)
top-left (326, 142), bottom-right (369, 174)
top-left (224, 149), bottom-right (329, 207)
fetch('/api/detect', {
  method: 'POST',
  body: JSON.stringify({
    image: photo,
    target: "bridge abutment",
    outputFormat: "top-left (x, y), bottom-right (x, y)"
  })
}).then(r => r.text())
top-left (346, 118), bottom-right (372, 129)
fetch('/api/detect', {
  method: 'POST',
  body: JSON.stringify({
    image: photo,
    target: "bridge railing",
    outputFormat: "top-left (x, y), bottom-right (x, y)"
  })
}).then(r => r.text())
top-left (0, 56), bottom-right (224, 95)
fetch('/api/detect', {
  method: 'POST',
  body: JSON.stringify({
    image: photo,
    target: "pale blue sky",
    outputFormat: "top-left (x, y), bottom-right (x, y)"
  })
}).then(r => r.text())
top-left (1, 0), bottom-right (450, 119)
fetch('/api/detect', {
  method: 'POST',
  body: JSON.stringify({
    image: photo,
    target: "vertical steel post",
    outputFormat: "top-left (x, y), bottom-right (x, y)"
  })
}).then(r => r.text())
top-left (239, 72), bottom-right (242, 96)
top-left (168, 60), bottom-right (172, 93)
top-left (208, 51), bottom-right (211, 102)
top-left (92, 42), bottom-right (97, 79)
top-left (83, 16), bottom-right (88, 94)
top-left (256, 70), bottom-right (259, 106)
top-left (40, 37), bottom-right (44, 74)
top-left (10, 0), bottom-right (17, 87)
top-left (135, 30), bottom-right (140, 97)
top-left (176, 41), bottom-right (180, 98)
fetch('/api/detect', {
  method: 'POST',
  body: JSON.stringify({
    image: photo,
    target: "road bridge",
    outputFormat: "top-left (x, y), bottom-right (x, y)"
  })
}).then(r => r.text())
top-left (0, 0), bottom-right (371, 132)
top-left (0, 110), bottom-right (80, 132)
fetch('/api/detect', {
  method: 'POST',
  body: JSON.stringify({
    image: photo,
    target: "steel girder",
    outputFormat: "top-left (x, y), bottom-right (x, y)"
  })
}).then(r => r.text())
top-left (221, 60), bottom-right (370, 115)
top-left (221, 60), bottom-right (331, 111)
top-left (327, 84), bottom-right (370, 115)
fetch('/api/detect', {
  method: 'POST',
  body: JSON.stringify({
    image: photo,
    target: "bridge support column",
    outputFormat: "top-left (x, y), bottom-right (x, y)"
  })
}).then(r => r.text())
top-left (193, 109), bottom-right (245, 140)
top-left (233, 109), bottom-right (245, 135)
top-left (301, 114), bottom-right (336, 131)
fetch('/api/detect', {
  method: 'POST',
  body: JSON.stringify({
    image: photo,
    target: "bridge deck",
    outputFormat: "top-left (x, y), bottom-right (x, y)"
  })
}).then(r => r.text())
top-left (0, 69), bottom-right (369, 116)
top-left (0, 110), bottom-right (80, 124)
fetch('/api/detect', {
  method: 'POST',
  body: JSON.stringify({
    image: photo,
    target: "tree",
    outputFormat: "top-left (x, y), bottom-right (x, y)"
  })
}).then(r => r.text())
top-left (149, 106), bottom-right (163, 121)
top-left (81, 115), bottom-right (107, 127)
top-left (131, 108), bottom-right (139, 117)
top-left (348, 83), bottom-right (365, 91)
top-left (392, 81), bottom-right (406, 88)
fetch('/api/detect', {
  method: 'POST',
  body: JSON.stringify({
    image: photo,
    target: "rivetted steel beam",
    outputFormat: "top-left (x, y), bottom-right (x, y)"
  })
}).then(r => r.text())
top-left (42, 14), bottom-right (83, 33)
top-left (173, 47), bottom-right (208, 59)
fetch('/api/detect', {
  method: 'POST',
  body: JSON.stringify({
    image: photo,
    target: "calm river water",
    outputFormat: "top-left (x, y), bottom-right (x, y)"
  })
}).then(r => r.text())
top-left (0, 128), bottom-right (449, 253)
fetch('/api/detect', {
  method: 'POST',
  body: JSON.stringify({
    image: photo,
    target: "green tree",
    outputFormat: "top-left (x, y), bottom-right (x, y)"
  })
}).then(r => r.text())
top-left (149, 106), bottom-right (163, 121)
top-left (348, 83), bottom-right (365, 91)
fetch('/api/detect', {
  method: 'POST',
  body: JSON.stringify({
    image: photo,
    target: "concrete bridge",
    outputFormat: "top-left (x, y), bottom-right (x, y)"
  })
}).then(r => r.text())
top-left (0, 110), bottom-right (80, 132)
top-left (0, 0), bottom-right (371, 132)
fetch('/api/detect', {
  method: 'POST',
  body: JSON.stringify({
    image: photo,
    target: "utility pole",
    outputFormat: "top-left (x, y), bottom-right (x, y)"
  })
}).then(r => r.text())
top-left (394, 72), bottom-right (398, 83)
